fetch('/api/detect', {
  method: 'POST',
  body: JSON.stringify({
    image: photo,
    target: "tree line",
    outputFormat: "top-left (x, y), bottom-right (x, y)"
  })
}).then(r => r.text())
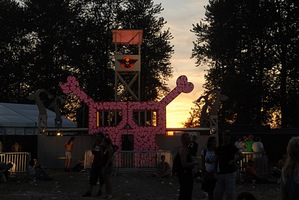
top-left (0, 0), bottom-right (174, 125)
top-left (190, 0), bottom-right (298, 129)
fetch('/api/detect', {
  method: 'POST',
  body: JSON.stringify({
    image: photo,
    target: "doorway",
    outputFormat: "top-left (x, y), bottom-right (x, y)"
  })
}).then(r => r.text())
top-left (121, 134), bottom-right (134, 167)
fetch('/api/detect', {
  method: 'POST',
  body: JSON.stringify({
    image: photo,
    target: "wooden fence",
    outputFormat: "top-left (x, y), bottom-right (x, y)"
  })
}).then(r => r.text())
top-left (238, 152), bottom-right (268, 175)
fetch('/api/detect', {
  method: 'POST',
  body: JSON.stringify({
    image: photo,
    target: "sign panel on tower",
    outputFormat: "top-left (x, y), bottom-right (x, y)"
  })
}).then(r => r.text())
top-left (115, 55), bottom-right (140, 72)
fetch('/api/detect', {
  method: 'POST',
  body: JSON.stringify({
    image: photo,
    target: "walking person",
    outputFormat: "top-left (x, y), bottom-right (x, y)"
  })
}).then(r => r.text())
top-left (213, 131), bottom-right (244, 200)
top-left (64, 136), bottom-right (75, 172)
top-left (280, 136), bottom-right (299, 200)
top-left (177, 133), bottom-right (198, 200)
top-left (102, 137), bottom-right (114, 198)
top-left (82, 132), bottom-right (105, 197)
top-left (201, 136), bottom-right (217, 200)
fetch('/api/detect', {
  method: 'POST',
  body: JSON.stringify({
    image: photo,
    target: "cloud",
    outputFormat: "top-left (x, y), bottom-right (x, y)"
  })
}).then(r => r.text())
top-left (154, 0), bottom-right (209, 127)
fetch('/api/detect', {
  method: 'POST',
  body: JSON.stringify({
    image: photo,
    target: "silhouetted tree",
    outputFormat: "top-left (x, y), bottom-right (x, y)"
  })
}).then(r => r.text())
top-left (116, 0), bottom-right (174, 101)
top-left (0, 0), bottom-right (29, 102)
top-left (0, 0), bottom-right (174, 127)
top-left (191, 0), bottom-right (299, 128)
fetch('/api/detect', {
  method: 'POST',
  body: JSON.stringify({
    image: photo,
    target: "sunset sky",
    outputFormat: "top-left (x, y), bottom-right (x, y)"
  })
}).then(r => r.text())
top-left (153, 0), bottom-right (209, 127)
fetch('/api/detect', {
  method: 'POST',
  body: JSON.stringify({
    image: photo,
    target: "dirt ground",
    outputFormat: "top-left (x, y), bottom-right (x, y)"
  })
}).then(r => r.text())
top-left (0, 169), bottom-right (280, 200)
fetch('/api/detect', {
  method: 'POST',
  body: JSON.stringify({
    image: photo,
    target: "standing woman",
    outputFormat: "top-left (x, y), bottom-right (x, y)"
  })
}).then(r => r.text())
top-left (64, 136), bottom-right (75, 172)
top-left (201, 136), bottom-right (217, 200)
top-left (280, 136), bottom-right (299, 200)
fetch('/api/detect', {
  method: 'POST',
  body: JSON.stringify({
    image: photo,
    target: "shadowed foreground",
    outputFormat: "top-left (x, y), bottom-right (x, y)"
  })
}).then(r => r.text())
top-left (0, 169), bottom-right (280, 200)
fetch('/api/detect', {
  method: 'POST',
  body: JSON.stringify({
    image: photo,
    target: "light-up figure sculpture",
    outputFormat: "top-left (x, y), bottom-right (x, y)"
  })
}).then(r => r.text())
top-left (61, 75), bottom-right (194, 151)
top-left (61, 29), bottom-right (194, 168)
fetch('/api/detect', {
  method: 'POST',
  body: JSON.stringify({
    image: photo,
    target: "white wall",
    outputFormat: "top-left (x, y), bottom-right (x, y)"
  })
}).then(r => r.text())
top-left (37, 135), bottom-right (96, 169)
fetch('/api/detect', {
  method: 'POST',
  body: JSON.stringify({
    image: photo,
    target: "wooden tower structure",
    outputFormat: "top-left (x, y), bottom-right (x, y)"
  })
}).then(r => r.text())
top-left (112, 30), bottom-right (143, 101)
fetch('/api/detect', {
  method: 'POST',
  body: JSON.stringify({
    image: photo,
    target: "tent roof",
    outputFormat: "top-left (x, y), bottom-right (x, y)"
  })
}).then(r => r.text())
top-left (0, 102), bottom-right (77, 128)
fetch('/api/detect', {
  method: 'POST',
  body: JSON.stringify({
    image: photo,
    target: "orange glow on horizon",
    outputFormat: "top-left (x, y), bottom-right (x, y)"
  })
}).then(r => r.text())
top-left (166, 131), bottom-right (174, 136)
top-left (166, 97), bottom-right (194, 128)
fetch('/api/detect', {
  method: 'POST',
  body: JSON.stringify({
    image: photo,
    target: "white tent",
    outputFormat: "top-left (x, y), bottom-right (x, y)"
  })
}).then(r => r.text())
top-left (0, 102), bottom-right (77, 135)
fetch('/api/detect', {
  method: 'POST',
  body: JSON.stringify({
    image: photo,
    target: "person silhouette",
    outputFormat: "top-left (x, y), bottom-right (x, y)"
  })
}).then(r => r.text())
top-left (82, 132), bottom-right (105, 197)
top-left (213, 131), bottom-right (244, 200)
top-left (153, 155), bottom-right (171, 178)
top-left (11, 141), bottom-right (21, 152)
top-left (280, 136), bottom-right (299, 199)
top-left (64, 137), bottom-right (75, 172)
top-left (177, 133), bottom-right (198, 200)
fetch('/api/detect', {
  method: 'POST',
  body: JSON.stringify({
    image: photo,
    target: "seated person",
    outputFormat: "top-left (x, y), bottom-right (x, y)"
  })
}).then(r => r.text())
top-left (27, 160), bottom-right (50, 181)
top-left (0, 162), bottom-right (13, 183)
top-left (27, 160), bottom-right (36, 180)
top-left (72, 160), bottom-right (84, 172)
top-left (153, 155), bottom-right (171, 178)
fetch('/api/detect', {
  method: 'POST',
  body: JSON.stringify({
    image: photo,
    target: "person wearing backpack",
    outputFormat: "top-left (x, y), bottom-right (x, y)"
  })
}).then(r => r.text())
top-left (176, 133), bottom-right (199, 200)
top-left (201, 136), bottom-right (217, 200)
